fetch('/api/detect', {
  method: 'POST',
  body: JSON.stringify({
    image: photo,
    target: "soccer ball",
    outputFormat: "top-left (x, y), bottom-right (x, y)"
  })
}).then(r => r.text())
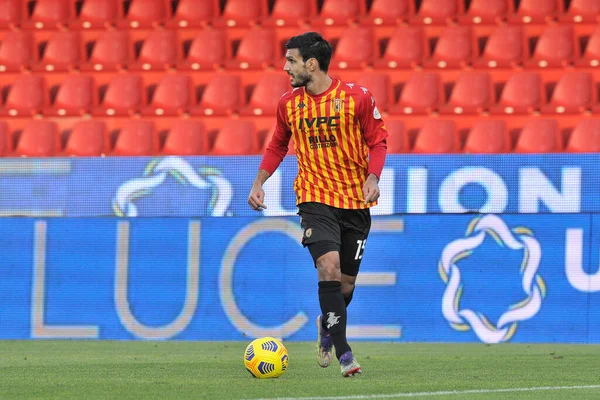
top-left (244, 337), bottom-right (289, 379)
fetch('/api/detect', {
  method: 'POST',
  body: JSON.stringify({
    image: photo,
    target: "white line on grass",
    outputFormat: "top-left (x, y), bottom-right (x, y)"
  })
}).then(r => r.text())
top-left (244, 385), bottom-right (600, 400)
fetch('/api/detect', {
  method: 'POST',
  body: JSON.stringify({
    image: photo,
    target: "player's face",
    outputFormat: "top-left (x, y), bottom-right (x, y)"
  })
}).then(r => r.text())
top-left (284, 49), bottom-right (311, 88)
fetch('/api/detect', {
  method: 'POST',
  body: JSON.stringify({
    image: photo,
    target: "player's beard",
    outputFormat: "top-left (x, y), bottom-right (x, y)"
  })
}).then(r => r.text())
top-left (290, 70), bottom-right (311, 88)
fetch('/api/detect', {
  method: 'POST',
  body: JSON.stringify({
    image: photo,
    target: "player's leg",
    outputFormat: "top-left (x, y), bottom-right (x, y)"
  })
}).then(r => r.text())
top-left (341, 273), bottom-right (357, 307)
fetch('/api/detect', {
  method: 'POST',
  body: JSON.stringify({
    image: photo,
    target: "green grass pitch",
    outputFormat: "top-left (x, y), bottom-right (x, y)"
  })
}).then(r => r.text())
top-left (2, 341), bottom-right (600, 399)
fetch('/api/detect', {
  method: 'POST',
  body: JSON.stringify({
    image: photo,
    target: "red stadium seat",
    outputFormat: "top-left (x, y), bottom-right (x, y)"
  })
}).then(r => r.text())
top-left (95, 74), bottom-right (144, 116)
top-left (390, 72), bottom-right (443, 115)
top-left (440, 72), bottom-right (493, 115)
top-left (510, 0), bottom-right (562, 24)
top-left (214, 0), bottom-right (267, 27)
top-left (542, 72), bottom-right (595, 114)
top-left (1, 75), bottom-right (47, 117)
top-left (130, 30), bottom-right (179, 71)
top-left (22, 0), bottom-right (69, 29)
top-left (361, 0), bottom-right (411, 26)
top-left (412, 119), bottom-right (459, 153)
top-left (330, 26), bottom-right (375, 70)
top-left (0, 31), bottom-right (34, 72)
top-left (193, 74), bottom-right (243, 116)
top-left (311, 0), bottom-right (364, 26)
top-left (411, 0), bottom-right (461, 25)
top-left (34, 31), bottom-right (81, 72)
top-left (459, 0), bottom-right (511, 24)
top-left (112, 120), bottom-right (158, 156)
top-left (356, 73), bottom-right (392, 112)
top-left (81, 30), bottom-right (129, 72)
top-left (63, 120), bottom-right (109, 156)
top-left (70, 0), bottom-right (117, 29)
top-left (178, 29), bottom-right (228, 71)
top-left (577, 26), bottom-right (600, 68)
top-left (474, 25), bottom-right (525, 69)
top-left (566, 120), bottom-right (600, 152)
top-left (263, 0), bottom-right (317, 27)
top-left (514, 119), bottom-right (562, 153)
top-left (375, 27), bottom-right (427, 69)
top-left (0, 121), bottom-right (12, 155)
top-left (527, 25), bottom-right (577, 68)
top-left (384, 120), bottom-right (409, 153)
top-left (0, 0), bottom-right (20, 29)
top-left (424, 26), bottom-right (473, 69)
top-left (463, 120), bottom-right (511, 153)
top-left (227, 28), bottom-right (277, 70)
top-left (14, 120), bottom-right (60, 156)
top-left (490, 72), bottom-right (543, 115)
top-left (168, 0), bottom-right (219, 28)
top-left (562, 0), bottom-right (600, 23)
top-left (211, 120), bottom-right (257, 155)
top-left (240, 73), bottom-right (290, 116)
top-left (162, 120), bottom-right (206, 155)
top-left (118, 0), bottom-right (166, 28)
top-left (144, 75), bottom-right (194, 116)
top-left (46, 75), bottom-right (95, 116)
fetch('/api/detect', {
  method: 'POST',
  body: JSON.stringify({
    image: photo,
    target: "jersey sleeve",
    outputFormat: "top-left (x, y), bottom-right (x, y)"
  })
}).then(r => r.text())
top-left (357, 89), bottom-right (388, 179)
top-left (258, 96), bottom-right (292, 175)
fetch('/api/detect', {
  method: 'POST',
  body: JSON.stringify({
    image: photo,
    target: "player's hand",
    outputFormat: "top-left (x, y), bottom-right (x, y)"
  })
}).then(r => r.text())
top-left (363, 174), bottom-right (380, 204)
top-left (248, 183), bottom-right (267, 211)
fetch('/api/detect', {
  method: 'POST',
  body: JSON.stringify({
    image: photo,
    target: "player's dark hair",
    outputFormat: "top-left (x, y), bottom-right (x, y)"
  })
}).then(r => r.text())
top-left (285, 32), bottom-right (333, 73)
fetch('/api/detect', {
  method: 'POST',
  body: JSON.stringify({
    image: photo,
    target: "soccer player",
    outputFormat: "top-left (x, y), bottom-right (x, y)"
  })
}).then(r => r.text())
top-left (247, 32), bottom-right (387, 377)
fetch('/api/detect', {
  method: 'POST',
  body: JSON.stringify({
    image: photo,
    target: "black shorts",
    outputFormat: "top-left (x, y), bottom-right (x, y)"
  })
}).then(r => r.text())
top-left (298, 202), bottom-right (371, 276)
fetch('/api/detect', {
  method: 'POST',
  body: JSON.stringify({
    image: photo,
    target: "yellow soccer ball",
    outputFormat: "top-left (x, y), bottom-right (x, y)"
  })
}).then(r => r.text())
top-left (244, 337), bottom-right (289, 379)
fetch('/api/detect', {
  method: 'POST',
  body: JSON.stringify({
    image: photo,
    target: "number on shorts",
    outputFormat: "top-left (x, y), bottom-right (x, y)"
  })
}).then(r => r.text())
top-left (354, 239), bottom-right (366, 260)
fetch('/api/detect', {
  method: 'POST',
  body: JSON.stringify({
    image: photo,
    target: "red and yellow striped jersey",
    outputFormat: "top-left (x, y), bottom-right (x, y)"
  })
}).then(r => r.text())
top-left (260, 78), bottom-right (388, 209)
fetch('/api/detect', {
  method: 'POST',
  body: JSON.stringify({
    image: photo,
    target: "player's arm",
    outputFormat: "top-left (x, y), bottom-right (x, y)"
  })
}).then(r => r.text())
top-left (357, 90), bottom-right (388, 204)
top-left (248, 97), bottom-right (292, 211)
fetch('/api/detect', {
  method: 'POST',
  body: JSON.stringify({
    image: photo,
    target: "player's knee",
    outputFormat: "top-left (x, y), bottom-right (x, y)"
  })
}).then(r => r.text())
top-left (316, 252), bottom-right (341, 281)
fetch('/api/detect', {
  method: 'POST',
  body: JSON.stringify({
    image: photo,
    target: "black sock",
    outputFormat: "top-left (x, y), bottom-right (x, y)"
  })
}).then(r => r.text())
top-left (344, 288), bottom-right (355, 307)
top-left (318, 281), bottom-right (351, 359)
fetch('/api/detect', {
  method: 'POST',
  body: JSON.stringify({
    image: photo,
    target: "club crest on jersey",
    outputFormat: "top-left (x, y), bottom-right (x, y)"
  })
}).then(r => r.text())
top-left (333, 98), bottom-right (342, 112)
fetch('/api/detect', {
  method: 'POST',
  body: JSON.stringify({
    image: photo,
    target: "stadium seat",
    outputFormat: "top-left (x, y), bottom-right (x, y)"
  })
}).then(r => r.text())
top-left (356, 73), bottom-right (392, 112)
top-left (144, 75), bottom-right (194, 116)
top-left (227, 28), bottom-right (277, 70)
top-left (14, 120), bottom-right (60, 156)
top-left (474, 25), bottom-right (526, 69)
top-left (95, 74), bottom-right (144, 116)
top-left (34, 31), bottom-right (81, 72)
top-left (178, 29), bottom-right (228, 71)
top-left (46, 75), bottom-right (95, 116)
top-left (311, 0), bottom-right (364, 26)
top-left (0, 31), bottom-right (34, 72)
top-left (424, 26), bottom-right (473, 69)
top-left (390, 72), bottom-right (443, 115)
top-left (118, 0), bottom-right (166, 28)
top-left (22, 0), bottom-right (69, 29)
top-left (1, 75), bottom-right (47, 117)
top-left (510, 0), bottom-right (562, 24)
top-left (161, 120), bottom-right (206, 155)
top-left (130, 30), bottom-right (179, 71)
top-left (412, 119), bottom-right (459, 153)
top-left (70, 0), bottom-right (117, 29)
top-left (112, 120), bottom-right (158, 155)
top-left (527, 25), bottom-right (577, 68)
top-left (263, 0), bottom-right (317, 27)
top-left (168, 0), bottom-right (219, 28)
top-left (375, 27), bottom-right (427, 69)
top-left (240, 73), bottom-right (290, 116)
top-left (561, 0), bottom-right (600, 23)
top-left (565, 120), bottom-right (600, 152)
top-left (463, 120), bottom-right (511, 153)
top-left (514, 119), bottom-right (562, 153)
top-left (459, 0), bottom-right (511, 24)
top-left (411, 0), bottom-right (461, 25)
top-left (577, 26), bottom-right (600, 68)
top-left (541, 72), bottom-right (595, 114)
top-left (440, 72), bottom-right (493, 115)
top-left (384, 120), bottom-right (409, 153)
top-left (360, 0), bottom-right (411, 26)
top-left (193, 74), bottom-right (243, 116)
top-left (211, 120), bottom-right (257, 155)
top-left (63, 120), bottom-right (109, 156)
top-left (0, 121), bottom-right (11, 155)
top-left (81, 30), bottom-right (129, 72)
top-left (329, 26), bottom-right (374, 70)
top-left (0, 0), bottom-right (20, 29)
top-left (213, 0), bottom-right (266, 27)
top-left (490, 72), bottom-right (543, 115)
